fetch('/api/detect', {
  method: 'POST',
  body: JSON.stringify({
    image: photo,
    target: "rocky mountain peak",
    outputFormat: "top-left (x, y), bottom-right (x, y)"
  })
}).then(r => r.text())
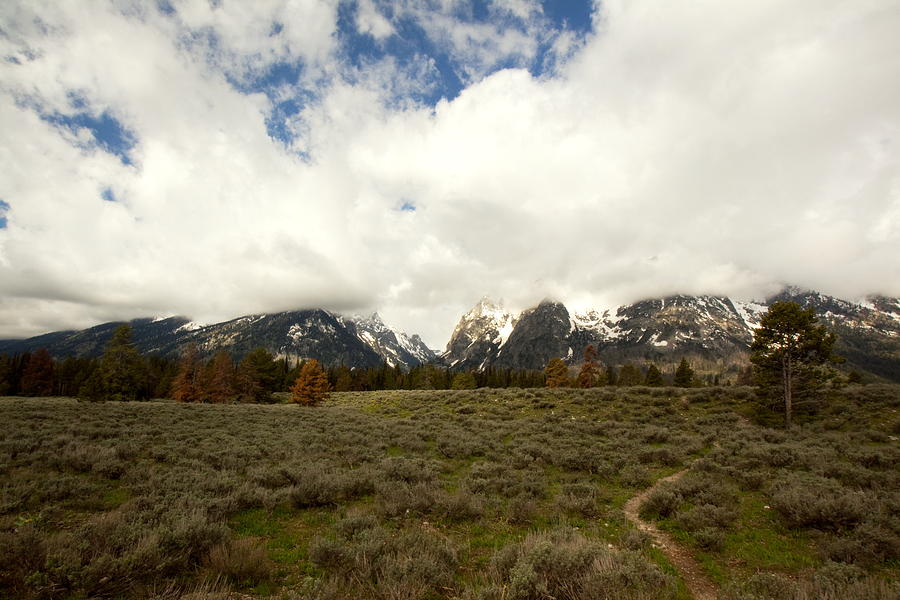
top-left (442, 297), bottom-right (517, 370)
top-left (441, 289), bottom-right (900, 382)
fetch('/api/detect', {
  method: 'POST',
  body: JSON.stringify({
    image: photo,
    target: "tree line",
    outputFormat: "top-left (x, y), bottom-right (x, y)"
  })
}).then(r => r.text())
top-left (0, 324), bottom-right (547, 401)
top-left (542, 345), bottom-right (700, 389)
top-left (0, 327), bottom-right (736, 402)
top-left (0, 301), bottom-right (851, 426)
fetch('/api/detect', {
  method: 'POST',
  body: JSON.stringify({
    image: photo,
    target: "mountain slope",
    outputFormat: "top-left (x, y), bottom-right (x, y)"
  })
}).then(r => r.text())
top-left (0, 310), bottom-right (435, 370)
top-left (442, 297), bottom-right (516, 370)
top-left (443, 291), bottom-right (900, 382)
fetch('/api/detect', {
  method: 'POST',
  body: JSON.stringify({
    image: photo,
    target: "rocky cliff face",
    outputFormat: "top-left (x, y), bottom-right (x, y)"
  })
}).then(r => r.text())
top-left (442, 297), bottom-right (516, 370)
top-left (343, 313), bottom-right (436, 368)
top-left (493, 301), bottom-right (573, 370)
top-left (442, 290), bottom-right (900, 381)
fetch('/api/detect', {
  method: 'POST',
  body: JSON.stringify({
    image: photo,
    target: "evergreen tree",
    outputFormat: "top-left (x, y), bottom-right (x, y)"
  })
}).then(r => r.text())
top-left (99, 325), bottom-right (146, 401)
top-left (617, 363), bottom-right (643, 386)
top-left (20, 348), bottom-right (55, 396)
top-left (576, 345), bottom-right (601, 388)
top-left (645, 363), bottom-right (664, 386)
top-left (0, 354), bottom-right (12, 395)
top-left (172, 343), bottom-right (203, 403)
top-left (750, 301), bottom-right (838, 427)
top-left (544, 357), bottom-right (570, 388)
top-left (333, 365), bottom-right (353, 392)
top-left (78, 370), bottom-right (106, 401)
top-left (736, 365), bottom-right (754, 386)
top-left (605, 365), bottom-right (618, 387)
top-left (451, 371), bottom-right (477, 390)
top-left (291, 359), bottom-right (331, 405)
top-left (236, 348), bottom-right (280, 402)
top-left (147, 355), bottom-right (178, 399)
top-left (674, 358), bottom-right (695, 387)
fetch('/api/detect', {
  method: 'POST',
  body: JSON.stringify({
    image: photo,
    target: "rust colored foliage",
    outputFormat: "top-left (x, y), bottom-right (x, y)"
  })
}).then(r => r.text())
top-left (291, 359), bottom-right (331, 405)
top-left (172, 343), bottom-right (203, 403)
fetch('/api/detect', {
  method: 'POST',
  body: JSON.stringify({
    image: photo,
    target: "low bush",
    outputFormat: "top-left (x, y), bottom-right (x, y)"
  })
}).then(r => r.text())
top-left (203, 537), bottom-right (271, 585)
top-left (310, 525), bottom-right (458, 600)
top-left (640, 486), bottom-right (681, 519)
top-left (557, 482), bottom-right (604, 518)
top-left (694, 527), bottom-right (726, 552)
top-left (482, 529), bottom-right (677, 600)
top-left (675, 504), bottom-right (737, 532)
top-left (620, 465), bottom-right (651, 488)
top-left (770, 475), bottom-right (871, 531)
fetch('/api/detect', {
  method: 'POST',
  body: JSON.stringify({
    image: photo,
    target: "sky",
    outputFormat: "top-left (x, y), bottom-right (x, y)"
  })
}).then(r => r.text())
top-left (1, 0), bottom-right (899, 350)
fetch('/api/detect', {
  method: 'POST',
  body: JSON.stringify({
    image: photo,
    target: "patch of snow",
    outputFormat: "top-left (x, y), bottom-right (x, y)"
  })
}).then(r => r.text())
top-left (653, 340), bottom-right (668, 347)
top-left (571, 309), bottom-right (626, 341)
top-left (496, 318), bottom-right (515, 347)
top-left (733, 300), bottom-right (767, 330)
top-left (177, 321), bottom-right (205, 332)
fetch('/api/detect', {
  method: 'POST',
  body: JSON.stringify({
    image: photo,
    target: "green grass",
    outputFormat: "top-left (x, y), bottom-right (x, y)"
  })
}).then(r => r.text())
top-left (723, 492), bottom-right (818, 573)
top-left (1, 385), bottom-right (898, 599)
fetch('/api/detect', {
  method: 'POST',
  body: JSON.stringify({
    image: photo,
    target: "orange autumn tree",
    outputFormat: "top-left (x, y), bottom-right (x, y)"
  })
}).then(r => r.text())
top-left (172, 343), bottom-right (203, 403)
top-left (290, 359), bottom-right (331, 406)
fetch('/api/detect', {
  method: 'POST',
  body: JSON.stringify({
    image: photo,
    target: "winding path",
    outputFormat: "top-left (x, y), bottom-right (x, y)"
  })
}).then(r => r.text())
top-left (623, 468), bottom-right (719, 600)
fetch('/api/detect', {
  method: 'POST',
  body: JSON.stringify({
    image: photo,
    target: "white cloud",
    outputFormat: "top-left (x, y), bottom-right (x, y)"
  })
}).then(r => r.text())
top-left (356, 0), bottom-right (394, 40)
top-left (1, 0), bottom-right (899, 350)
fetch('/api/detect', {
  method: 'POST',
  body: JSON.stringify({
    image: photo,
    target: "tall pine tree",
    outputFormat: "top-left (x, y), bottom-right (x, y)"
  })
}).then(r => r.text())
top-left (750, 301), bottom-right (838, 427)
top-left (99, 325), bottom-right (146, 401)
top-left (674, 358), bottom-right (695, 387)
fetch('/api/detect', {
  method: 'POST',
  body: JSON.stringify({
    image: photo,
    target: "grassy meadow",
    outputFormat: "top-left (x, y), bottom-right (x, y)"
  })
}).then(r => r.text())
top-left (1, 385), bottom-right (898, 599)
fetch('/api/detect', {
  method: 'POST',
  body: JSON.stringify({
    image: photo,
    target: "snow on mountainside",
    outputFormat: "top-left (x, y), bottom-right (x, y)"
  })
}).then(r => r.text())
top-left (0, 309), bottom-right (435, 370)
top-left (344, 313), bottom-right (436, 368)
top-left (442, 290), bottom-right (900, 382)
top-left (442, 297), bottom-right (517, 370)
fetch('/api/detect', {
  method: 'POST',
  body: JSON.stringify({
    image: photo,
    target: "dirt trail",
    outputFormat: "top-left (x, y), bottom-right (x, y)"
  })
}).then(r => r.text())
top-left (623, 469), bottom-right (720, 600)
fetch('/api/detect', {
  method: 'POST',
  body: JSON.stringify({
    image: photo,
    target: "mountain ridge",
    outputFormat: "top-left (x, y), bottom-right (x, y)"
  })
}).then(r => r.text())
top-left (1, 288), bottom-right (897, 381)
top-left (0, 310), bottom-right (437, 370)
top-left (441, 289), bottom-right (900, 382)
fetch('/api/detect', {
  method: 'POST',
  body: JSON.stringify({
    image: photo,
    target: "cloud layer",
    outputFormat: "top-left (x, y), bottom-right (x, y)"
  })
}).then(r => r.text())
top-left (1, 0), bottom-right (898, 349)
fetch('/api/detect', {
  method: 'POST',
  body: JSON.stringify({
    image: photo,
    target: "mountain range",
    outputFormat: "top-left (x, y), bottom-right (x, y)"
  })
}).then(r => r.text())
top-left (0, 311), bottom-right (435, 370)
top-left (1, 288), bottom-right (898, 382)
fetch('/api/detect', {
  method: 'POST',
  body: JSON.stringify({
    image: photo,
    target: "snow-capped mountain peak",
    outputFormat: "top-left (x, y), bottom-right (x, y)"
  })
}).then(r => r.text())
top-left (345, 313), bottom-right (436, 368)
top-left (442, 297), bottom-right (517, 368)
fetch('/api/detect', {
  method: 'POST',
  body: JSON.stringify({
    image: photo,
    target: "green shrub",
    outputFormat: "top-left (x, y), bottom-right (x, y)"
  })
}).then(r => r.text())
top-left (770, 475), bottom-right (871, 531)
top-left (694, 527), bottom-right (726, 552)
top-left (620, 465), bottom-right (651, 488)
top-left (557, 482), bottom-right (604, 518)
top-left (640, 486), bottom-right (681, 519)
top-left (312, 525), bottom-right (458, 599)
top-left (484, 529), bottom-right (677, 600)
top-left (675, 504), bottom-right (737, 531)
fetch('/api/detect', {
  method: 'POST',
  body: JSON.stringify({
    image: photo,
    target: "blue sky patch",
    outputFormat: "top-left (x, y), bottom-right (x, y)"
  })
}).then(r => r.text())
top-left (101, 188), bottom-right (116, 202)
top-left (399, 201), bottom-right (417, 212)
top-left (541, 0), bottom-right (593, 33)
top-left (41, 107), bottom-right (136, 165)
top-left (0, 200), bottom-right (9, 228)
